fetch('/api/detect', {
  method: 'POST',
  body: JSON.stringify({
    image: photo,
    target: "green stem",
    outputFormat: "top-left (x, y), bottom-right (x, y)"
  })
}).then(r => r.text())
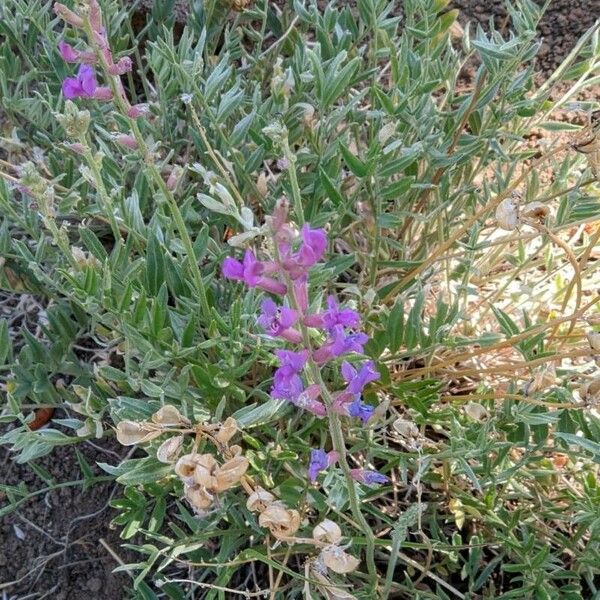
top-left (82, 19), bottom-right (211, 320)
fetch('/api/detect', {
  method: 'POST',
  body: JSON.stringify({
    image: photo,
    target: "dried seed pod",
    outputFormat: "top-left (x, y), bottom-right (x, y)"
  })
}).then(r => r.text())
top-left (495, 198), bottom-right (519, 230)
top-left (521, 202), bottom-right (549, 221)
top-left (151, 405), bottom-right (190, 427)
top-left (464, 402), bottom-right (489, 421)
top-left (258, 502), bottom-right (301, 539)
top-left (586, 331), bottom-right (600, 352)
top-left (215, 456), bottom-right (249, 492)
top-left (229, 444), bottom-right (243, 456)
top-left (580, 377), bottom-right (600, 404)
top-left (156, 435), bottom-right (184, 463)
top-left (184, 484), bottom-right (213, 511)
top-left (193, 454), bottom-right (219, 490)
top-left (175, 454), bottom-right (203, 481)
top-left (246, 487), bottom-right (276, 512)
top-left (115, 420), bottom-right (161, 446)
top-left (392, 418), bottom-right (419, 438)
top-left (320, 545), bottom-right (361, 574)
top-left (215, 417), bottom-right (238, 444)
top-left (311, 570), bottom-right (358, 600)
top-left (313, 519), bottom-right (342, 545)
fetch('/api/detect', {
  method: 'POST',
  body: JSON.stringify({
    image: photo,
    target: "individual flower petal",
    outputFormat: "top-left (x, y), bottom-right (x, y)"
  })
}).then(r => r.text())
top-left (308, 449), bottom-right (338, 481)
top-left (78, 64), bottom-right (97, 95)
top-left (347, 396), bottom-right (374, 423)
top-left (342, 360), bottom-right (380, 394)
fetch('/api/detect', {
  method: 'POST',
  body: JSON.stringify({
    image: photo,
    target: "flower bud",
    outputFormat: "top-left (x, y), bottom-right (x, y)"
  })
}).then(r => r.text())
top-left (108, 56), bottom-right (133, 75)
top-left (127, 103), bottom-right (150, 118)
top-left (54, 3), bottom-right (84, 27)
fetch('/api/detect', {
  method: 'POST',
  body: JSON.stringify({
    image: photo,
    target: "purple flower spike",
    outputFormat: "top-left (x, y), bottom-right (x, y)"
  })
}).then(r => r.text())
top-left (341, 360), bottom-right (380, 395)
top-left (257, 299), bottom-right (301, 343)
top-left (62, 64), bottom-right (97, 99)
top-left (350, 469), bottom-right (389, 486)
top-left (58, 40), bottom-right (80, 63)
top-left (308, 449), bottom-right (339, 482)
top-left (222, 250), bottom-right (286, 295)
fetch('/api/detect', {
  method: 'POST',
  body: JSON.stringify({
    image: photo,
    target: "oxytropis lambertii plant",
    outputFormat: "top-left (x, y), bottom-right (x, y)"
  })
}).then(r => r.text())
top-left (114, 198), bottom-right (388, 591)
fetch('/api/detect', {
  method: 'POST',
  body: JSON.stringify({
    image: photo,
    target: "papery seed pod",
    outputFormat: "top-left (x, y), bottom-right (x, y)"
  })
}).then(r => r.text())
top-left (184, 484), bottom-right (213, 510)
top-left (246, 487), bottom-right (275, 512)
top-left (215, 417), bottom-right (238, 444)
top-left (521, 202), bottom-right (549, 221)
top-left (320, 545), bottom-right (360, 574)
top-left (152, 405), bottom-right (190, 427)
top-left (115, 420), bottom-right (161, 445)
top-left (311, 570), bottom-right (357, 600)
top-left (193, 454), bottom-right (219, 489)
top-left (392, 418), bottom-right (419, 438)
top-left (586, 331), bottom-right (600, 352)
top-left (313, 519), bottom-right (342, 545)
top-left (215, 456), bottom-right (249, 492)
top-left (464, 402), bottom-right (489, 421)
top-left (495, 198), bottom-right (519, 230)
top-left (175, 454), bottom-right (202, 480)
top-left (258, 502), bottom-right (301, 539)
top-left (580, 377), bottom-right (600, 404)
top-left (156, 435), bottom-right (184, 463)
top-left (229, 444), bottom-right (243, 456)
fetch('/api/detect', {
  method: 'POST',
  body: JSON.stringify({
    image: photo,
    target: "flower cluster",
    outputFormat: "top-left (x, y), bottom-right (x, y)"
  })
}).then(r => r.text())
top-left (54, 1), bottom-right (148, 117)
top-left (222, 200), bottom-right (387, 486)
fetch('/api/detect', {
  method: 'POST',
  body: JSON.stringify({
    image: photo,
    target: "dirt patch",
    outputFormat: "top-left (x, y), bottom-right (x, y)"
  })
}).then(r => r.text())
top-left (0, 436), bottom-right (135, 599)
top-left (450, 0), bottom-right (599, 74)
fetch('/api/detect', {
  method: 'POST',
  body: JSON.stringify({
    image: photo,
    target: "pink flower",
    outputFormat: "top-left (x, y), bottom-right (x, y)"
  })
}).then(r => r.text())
top-left (58, 41), bottom-right (80, 63)
top-left (222, 250), bottom-right (286, 295)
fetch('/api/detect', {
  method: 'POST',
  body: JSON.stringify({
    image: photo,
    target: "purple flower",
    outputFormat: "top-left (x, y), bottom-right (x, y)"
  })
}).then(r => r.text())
top-left (271, 350), bottom-right (308, 401)
top-left (305, 296), bottom-right (360, 330)
top-left (62, 64), bottom-right (112, 101)
top-left (257, 299), bottom-right (301, 343)
top-left (291, 383), bottom-right (327, 417)
top-left (58, 40), bottom-right (80, 63)
top-left (222, 250), bottom-right (286, 295)
top-left (350, 469), bottom-right (389, 486)
top-left (280, 225), bottom-right (327, 279)
top-left (313, 325), bottom-right (369, 364)
top-left (347, 397), bottom-right (374, 423)
top-left (341, 360), bottom-right (380, 394)
top-left (308, 449), bottom-right (339, 482)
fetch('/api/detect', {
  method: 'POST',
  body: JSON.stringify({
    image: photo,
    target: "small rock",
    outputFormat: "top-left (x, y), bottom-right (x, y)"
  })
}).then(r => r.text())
top-left (87, 577), bottom-right (102, 593)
